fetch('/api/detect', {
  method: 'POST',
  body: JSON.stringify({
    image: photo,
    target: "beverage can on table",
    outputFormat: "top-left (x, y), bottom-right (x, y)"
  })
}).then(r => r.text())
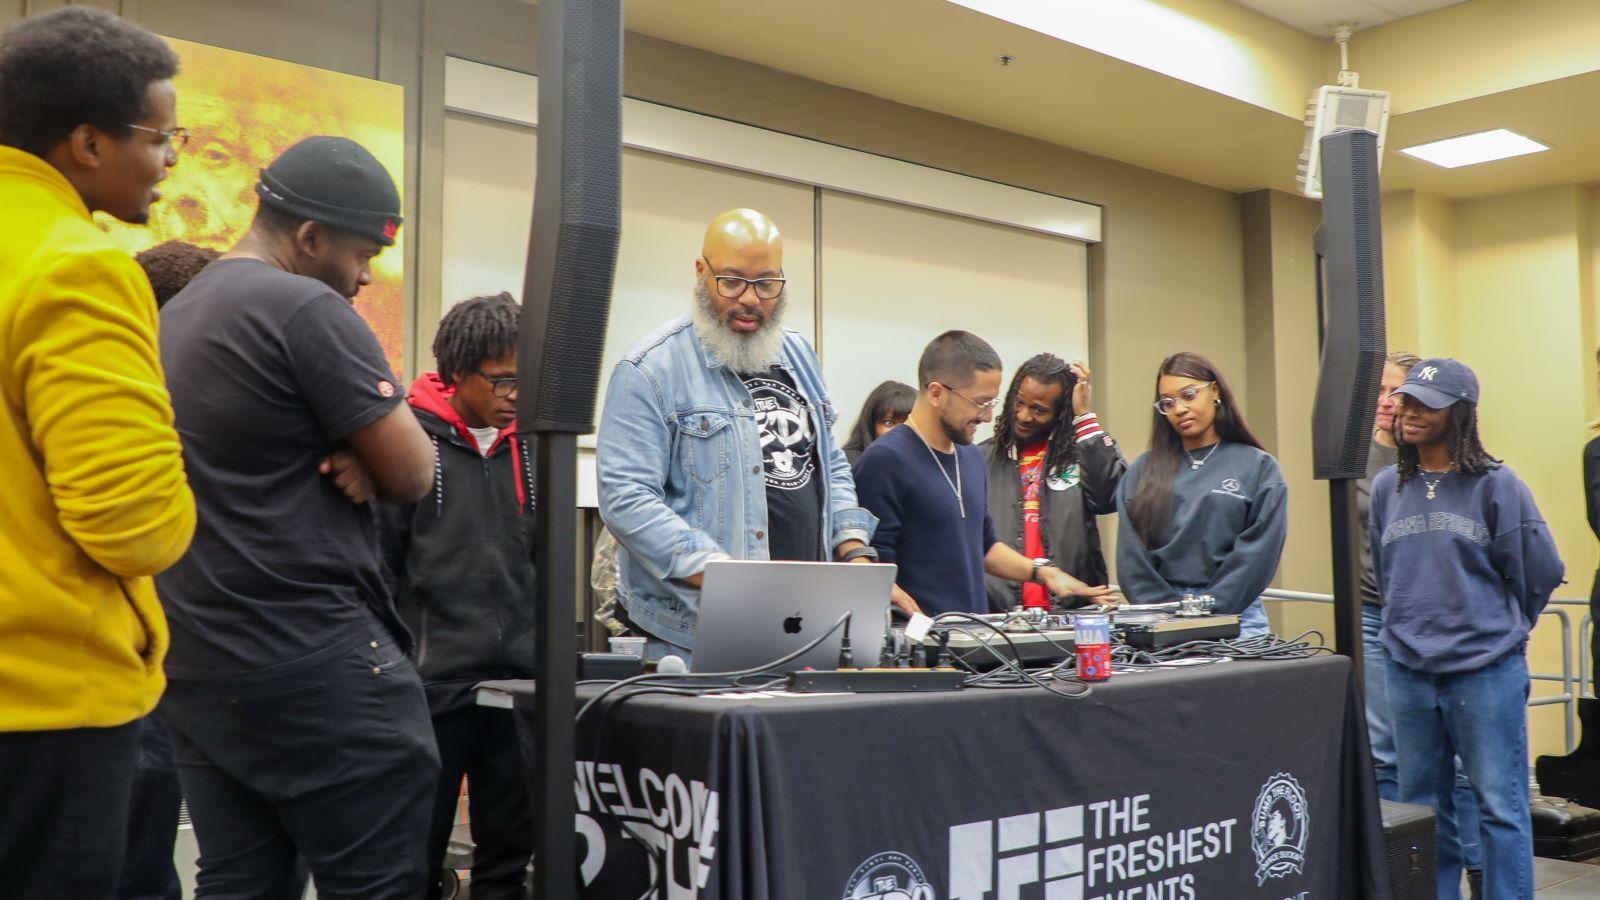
top-left (1075, 614), bottom-right (1111, 681)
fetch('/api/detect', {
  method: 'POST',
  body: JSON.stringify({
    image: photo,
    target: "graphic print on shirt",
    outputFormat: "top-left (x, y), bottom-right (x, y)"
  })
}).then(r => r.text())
top-left (1019, 443), bottom-right (1049, 608)
top-left (746, 374), bottom-right (816, 491)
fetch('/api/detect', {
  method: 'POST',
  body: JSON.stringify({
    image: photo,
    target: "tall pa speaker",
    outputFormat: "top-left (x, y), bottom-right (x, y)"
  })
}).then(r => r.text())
top-left (516, 1), bottom-right (622, 898)
top-left (1312, 128), bottom-right (1386, 676)
top-left (1311, 128), bottom-right (1387, 480)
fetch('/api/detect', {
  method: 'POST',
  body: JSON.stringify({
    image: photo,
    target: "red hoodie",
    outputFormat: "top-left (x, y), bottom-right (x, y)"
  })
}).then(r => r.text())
top-left (406, 372), bottom-right (529, 512)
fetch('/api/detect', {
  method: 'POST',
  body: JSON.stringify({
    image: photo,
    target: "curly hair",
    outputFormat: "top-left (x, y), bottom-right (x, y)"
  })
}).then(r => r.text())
top-left (433, 292), bottom-right (519, 386)
top-left (134, 241), bottom-right (219, 308)
top-left (1394, 402), bottom-right (1499, 489)
top-left (0, 8), bottom-right (179, 156)
top-left (992, 353), bottom-right (1080, 477)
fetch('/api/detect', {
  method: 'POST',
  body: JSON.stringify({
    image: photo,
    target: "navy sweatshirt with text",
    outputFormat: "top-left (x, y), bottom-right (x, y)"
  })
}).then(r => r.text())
top-left (1368, 463), bottom-right (1564, 674)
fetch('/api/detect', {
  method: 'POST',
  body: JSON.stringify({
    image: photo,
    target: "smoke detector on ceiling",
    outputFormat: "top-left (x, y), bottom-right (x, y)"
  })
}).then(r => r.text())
top-left (1297, 25), bottom-right (1390, 199)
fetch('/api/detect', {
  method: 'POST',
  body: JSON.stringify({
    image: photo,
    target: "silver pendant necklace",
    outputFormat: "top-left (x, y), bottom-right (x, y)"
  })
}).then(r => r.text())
top-left (1186, 442), bottom-right (1221, 470)
top-left (1420, 466), bottom-right (1451, 501)
top-left (908, 420), bottom-right (965, 518)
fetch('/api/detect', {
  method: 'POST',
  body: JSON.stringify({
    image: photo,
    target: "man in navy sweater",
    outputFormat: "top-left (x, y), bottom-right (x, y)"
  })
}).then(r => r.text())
top-left (1369, 357), bottom-right (1563, 900)
top-left (855, 331), bottom-right (1113, 616)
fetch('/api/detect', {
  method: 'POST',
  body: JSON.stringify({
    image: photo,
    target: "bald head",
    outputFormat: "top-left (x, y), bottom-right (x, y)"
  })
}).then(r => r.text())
top-left (700, 208), bottom-right (783, 276)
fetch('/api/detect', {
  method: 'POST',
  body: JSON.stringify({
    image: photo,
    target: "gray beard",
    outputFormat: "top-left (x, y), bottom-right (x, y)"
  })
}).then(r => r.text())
top-left (691, 281), bottom-right (788, 374)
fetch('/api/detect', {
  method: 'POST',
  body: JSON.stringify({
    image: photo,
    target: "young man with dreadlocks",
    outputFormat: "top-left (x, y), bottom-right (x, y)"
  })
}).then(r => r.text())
top-left (981, 354), bottom-right (1126, 612)
top-left (1369, 357), bottom-right (1563, 900)
top-left (378, 292), bottom-right (536, 900)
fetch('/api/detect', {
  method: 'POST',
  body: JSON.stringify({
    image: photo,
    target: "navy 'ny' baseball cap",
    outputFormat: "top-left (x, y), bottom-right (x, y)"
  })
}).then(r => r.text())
top-left (1393, 357), bottom-right (1479, 409)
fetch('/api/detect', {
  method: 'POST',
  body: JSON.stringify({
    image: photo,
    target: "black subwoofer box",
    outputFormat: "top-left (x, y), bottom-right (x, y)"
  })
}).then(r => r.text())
top-left (1381, 799), bottom-right (1437, 900)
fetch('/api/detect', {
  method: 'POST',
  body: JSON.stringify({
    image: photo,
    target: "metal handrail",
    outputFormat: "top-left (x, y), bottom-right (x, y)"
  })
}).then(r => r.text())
top-left (1257, 588), bottom-right (1588, 754)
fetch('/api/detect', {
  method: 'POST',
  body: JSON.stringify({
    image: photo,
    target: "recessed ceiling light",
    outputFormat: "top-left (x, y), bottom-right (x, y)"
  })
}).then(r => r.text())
top-left (1398, 129), bottom-right (1550, 169)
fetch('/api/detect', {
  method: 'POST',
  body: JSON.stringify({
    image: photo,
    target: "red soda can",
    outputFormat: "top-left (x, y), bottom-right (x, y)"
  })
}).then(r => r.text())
top-left (1074, 614), bottom-right (1111, 681)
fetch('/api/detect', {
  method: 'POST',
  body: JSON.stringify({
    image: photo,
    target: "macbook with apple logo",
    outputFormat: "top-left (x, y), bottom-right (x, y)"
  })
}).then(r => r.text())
top-left (690, 560), bottom-right (897, 674)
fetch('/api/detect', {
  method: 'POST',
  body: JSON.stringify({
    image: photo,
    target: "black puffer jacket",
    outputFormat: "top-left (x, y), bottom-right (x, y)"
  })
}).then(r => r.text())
top-left (377, 373), bottom-right (537, 715)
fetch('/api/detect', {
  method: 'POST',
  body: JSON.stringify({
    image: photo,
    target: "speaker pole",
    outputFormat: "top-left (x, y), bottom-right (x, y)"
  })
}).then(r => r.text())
top-left (518, 0), bottom-right (623, 896)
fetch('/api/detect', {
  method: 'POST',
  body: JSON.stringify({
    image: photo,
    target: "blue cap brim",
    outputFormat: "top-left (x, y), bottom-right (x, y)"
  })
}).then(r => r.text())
top-left (1393, 383), bottom-right (1457, 409)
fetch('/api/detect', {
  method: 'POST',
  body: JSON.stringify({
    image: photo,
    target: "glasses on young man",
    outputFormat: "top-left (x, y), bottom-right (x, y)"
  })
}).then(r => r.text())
top-left (1153, 382), bottom-right (1214, 415)
top-left (702, 257), bottom-right (787, 301)
top-left (477, 370), bottom-right (518, 398)
top-left (125, 123), bottom-right (190, 151)
top-left (936, 383), bottom-right (1000, 413)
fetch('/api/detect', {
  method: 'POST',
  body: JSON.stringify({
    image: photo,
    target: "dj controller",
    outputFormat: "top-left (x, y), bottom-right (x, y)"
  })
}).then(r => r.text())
top-left (894, 602), bottom-right (1242, 671)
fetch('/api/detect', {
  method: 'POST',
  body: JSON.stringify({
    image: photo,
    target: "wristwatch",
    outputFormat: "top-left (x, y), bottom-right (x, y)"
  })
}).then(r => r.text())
top-left (1030, 557), bottom-right (1052, 584)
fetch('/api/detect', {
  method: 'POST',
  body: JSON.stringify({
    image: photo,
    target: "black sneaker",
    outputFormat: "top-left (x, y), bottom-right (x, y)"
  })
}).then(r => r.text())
top-left (1465, 868), bottom-right (1483, 900)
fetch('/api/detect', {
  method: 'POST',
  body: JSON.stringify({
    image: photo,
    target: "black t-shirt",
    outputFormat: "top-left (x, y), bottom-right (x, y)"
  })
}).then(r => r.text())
top-left (741, 367), bottom-right (825, 562)
top-left (157, 258), bottom-right (403, 678)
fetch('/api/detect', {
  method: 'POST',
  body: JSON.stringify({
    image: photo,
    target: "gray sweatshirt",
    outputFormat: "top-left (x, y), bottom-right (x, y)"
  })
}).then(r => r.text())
top-left (1114, 442), bottom-right (1288, 615)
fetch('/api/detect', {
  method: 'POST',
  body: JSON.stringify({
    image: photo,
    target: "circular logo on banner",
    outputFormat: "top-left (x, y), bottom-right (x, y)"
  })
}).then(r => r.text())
top-left (841, 851), bottom-right (937, 900)
top-left (1047, 463), bottom-right (1082, 492)
top-left (1251, 772), bottom-right (1309, 885)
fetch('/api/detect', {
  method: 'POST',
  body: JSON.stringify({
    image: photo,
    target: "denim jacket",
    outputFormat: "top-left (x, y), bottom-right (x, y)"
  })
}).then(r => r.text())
top-left (596, 315), bottom-right (875, 648)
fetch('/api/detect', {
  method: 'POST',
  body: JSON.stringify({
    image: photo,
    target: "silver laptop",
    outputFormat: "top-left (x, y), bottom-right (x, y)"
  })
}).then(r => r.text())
top-left (691, 560), bottom-right (898, 674)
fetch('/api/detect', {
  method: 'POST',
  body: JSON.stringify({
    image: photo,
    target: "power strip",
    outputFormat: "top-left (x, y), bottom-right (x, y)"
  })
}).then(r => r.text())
top-left (787, 668), bottom-right (966, 693)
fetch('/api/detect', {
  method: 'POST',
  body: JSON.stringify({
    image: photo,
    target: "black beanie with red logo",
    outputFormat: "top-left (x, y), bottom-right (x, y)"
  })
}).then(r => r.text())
top-left (254, 135), bottom-right (402, 246)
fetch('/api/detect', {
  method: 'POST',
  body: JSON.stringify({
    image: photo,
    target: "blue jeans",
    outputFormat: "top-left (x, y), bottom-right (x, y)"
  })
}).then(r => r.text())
top-left (1387, 650), bottom-right (1530, 899)
top-left (1238, 598), bottom-right (1270, 639)
top-left (1366, 607), bottom-right (1483, 870)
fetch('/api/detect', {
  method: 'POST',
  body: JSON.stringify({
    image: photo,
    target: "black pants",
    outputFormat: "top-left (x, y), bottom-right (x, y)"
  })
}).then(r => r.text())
top-left (160, 633), bottom-right (440, 900)
top-left (116, 715), bottom-right (184, 900)
top-left (0, 722), bottom-right (139, 899)
top-left (427, 706), bottom-right (534, 900)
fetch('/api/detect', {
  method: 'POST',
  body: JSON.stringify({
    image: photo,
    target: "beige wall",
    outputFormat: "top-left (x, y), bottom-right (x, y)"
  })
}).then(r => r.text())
top-left (1385, 184), bottom-right (1598, 760)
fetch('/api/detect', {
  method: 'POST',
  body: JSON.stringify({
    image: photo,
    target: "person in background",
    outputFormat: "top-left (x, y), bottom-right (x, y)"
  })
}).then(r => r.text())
top-left (855, 331), bottom-right (1114, 616)
top-left (982, 354), bottom-right (1126, 613)
top-left (157, 136), bottom-right (439, 899)
top-left (1115, 352), bottom-right (1287, 637)
top-left (842, 380), bottom-right (915, 467)
top-left (136, 239), bottom-right (219, 308)
top-left (378, 292), bottom-right (536, 900)
top-left (1584, 346), bottom-right (1600, 699)
top-left (597, 208), bottom-right (876, 661)
top-left (0, 10), bottom-right (197, 897)
top-left (1370, 358), bottom-right (1563, 900)
top-left (116, 243), bottom-right (222, 900)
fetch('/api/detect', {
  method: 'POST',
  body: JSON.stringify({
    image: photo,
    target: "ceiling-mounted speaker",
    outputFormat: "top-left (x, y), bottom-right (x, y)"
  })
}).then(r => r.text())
top-left (1298, 85), bottom-right (1390, 199)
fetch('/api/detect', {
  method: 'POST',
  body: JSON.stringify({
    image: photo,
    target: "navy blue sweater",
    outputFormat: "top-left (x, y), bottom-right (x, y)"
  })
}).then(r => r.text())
top-left (1369, 463), bottom-right (1564, 674)
top-left (855, 425), bottom-right (998, 615)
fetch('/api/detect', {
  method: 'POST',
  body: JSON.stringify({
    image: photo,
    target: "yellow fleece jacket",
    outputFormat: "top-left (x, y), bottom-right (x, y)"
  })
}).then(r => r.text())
top-left (0, 146), bottom-right (195, 731)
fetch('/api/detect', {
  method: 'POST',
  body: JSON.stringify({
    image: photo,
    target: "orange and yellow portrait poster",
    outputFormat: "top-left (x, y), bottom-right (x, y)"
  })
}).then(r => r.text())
top-left (98, 36), bottom-right (407, 373)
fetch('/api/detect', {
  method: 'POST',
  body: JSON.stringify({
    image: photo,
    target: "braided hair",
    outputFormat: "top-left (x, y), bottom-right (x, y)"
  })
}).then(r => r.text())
top-left (1394, 401), bottom-right (1499, 489)
top-left (992, 353), bottom-right (1080, 477)
top-left (433, 292), bottom-right (518, 386)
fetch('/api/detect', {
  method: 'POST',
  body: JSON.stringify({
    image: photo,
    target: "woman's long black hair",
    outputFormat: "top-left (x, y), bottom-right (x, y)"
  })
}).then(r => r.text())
top-left (992, 353), bottom-right (1080, 475)
top-left (1394, 401), bottom-right (1499, 489)
top-left (1124, 352), bottom-right (1264, 547)
top-left (842, 380), bottom-right (915, 456)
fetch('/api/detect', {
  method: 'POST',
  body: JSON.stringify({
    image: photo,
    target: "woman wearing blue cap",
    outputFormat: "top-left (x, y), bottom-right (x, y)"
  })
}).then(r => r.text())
top-left (1369, 357), bottom-right (1564, 900)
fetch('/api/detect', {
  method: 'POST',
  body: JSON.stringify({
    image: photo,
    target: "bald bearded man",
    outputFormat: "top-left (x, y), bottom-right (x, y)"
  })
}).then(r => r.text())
top-left (596, 209), bottom-right (878, 660)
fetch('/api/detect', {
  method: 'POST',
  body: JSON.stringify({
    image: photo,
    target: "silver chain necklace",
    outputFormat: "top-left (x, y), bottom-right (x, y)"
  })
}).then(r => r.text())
top-left (908, 420), bottom-right (965, 518)
top-left (1420, 464), bottom-right (1453, 501)
top-left (1186, 442), bottom-right (1221, 470)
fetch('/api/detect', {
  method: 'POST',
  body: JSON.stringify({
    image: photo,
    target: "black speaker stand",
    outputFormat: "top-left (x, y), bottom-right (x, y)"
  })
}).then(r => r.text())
top-left (1329, 478), bottom-right (1366, 689)
top-left (531, 433), bottom-right (578, 899)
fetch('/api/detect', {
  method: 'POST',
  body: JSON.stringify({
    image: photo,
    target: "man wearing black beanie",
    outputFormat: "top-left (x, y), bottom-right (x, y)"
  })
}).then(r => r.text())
top-left (157, 135), bottom-right (440, 899)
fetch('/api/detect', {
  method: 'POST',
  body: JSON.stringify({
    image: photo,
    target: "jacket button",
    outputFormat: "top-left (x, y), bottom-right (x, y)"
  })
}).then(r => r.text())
top-left (370, 641), bottom-right (378, 648)
top-left (744, 400), bottom-right (751, 408)
top-left (372, 666), bottom-right (382, 675)
top-left (701, 417), bottom-right (709, 431)
top-left (756, 530), bottom-right (765, 539)
top-left (752, 465), bottom-right (760, 474)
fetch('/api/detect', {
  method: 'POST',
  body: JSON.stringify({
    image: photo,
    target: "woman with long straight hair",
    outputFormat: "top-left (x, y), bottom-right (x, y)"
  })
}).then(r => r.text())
top-left (1371, 358), bottom-right (1562, 900)
top-left (842, 380), bottom-right (915, 468)
top-left (1115, 352), bottom-right (1287, 637)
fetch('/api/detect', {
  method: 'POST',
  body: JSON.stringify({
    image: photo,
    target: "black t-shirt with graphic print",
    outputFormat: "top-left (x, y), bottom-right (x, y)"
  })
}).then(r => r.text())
top-left (741, 366), bottom-right (825, 562)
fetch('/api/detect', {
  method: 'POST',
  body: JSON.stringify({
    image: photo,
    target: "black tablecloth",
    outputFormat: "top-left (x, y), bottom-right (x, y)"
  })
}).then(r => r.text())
top-left (505, 655), bottom-right (1391, 899)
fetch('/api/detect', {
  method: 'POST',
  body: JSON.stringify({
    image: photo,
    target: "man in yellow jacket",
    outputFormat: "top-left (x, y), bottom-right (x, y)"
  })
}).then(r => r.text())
top-left (0, 9), bottom-right (196, 897)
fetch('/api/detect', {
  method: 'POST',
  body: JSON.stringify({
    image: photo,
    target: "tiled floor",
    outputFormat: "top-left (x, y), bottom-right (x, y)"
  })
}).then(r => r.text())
top-left (1533, 856), bottom-right (1600, 897)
